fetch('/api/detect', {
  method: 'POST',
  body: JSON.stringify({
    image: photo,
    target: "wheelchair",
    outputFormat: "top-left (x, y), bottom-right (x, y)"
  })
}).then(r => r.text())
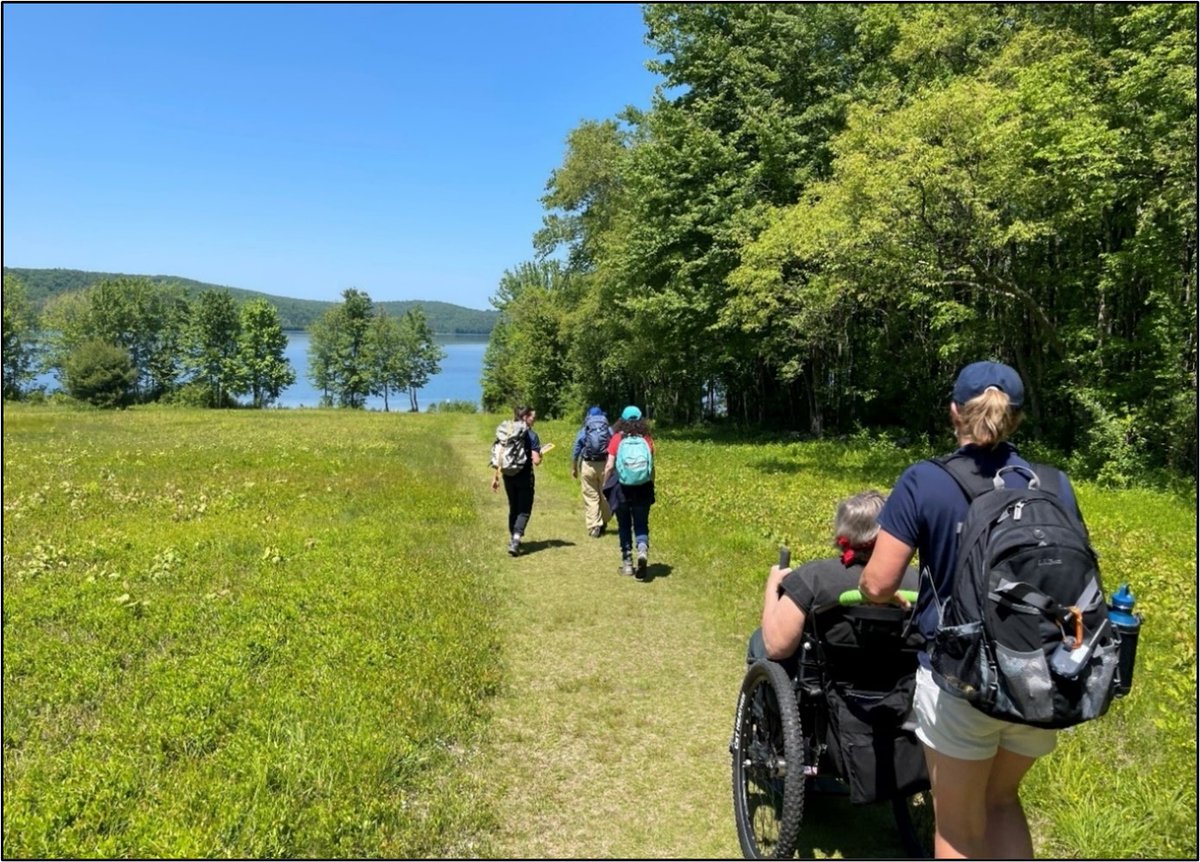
top-left (730, 553), bottom-right (934, 859)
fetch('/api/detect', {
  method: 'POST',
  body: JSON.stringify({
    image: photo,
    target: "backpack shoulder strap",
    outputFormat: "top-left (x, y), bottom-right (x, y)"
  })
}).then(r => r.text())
top-left (1030, 462), bottom-right (1062, 498)
top-left (929, 453), bottom-right (994, 502)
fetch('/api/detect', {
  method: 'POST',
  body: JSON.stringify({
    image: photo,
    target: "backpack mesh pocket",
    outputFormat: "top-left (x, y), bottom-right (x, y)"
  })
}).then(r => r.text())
top-left (994, 645), bottom-right (1053, 723)
top-left (930, 620), bottom-right (988, 699)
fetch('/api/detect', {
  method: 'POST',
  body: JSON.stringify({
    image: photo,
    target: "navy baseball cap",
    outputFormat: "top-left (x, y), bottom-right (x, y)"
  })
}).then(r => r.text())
top-left (952, 361), bottom-right (1024, 409)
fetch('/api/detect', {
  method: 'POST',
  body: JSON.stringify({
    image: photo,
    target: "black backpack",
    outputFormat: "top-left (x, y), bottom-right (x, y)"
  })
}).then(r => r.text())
top-left (581, 414), bottom-right (612, 461)
top-left (928, 454), bottom-right (1120, 729)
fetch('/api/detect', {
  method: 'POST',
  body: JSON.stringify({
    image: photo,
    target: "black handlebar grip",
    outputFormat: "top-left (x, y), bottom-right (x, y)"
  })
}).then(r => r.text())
top-left (778, 546), bottom-right (791, 568)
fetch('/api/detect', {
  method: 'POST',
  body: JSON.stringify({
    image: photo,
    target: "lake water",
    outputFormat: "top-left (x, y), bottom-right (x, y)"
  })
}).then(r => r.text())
top-left (278, 331), bottom-right (487, 410)
top-left (33, 332), bottom-right (489, 411)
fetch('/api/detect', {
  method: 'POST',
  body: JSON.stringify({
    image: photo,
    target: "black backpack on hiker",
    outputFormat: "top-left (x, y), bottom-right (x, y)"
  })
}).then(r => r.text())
top-left (928, 454), bottom-right (1121, 729)
top-left (581, 414), bottom-right (612, 461)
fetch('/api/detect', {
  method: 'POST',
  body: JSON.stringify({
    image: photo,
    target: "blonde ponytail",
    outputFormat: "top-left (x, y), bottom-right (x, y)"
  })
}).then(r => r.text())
top-left (957, 387), bottom-right (1023, 447)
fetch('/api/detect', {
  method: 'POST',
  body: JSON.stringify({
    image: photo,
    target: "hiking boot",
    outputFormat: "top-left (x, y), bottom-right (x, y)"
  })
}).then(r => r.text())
top-left (588, 526), bottom-right (602, 538)
top-left (620, 555), bottom-right (634, 576)
top-left (635, 543), bottom-right (648, 580)
top-left (508, 534), bottom-right (521, 556)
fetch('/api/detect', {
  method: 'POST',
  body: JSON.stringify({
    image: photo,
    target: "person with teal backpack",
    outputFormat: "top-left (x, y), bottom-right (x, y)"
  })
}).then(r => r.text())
top-left (603, 405), bottom-right (656, 579)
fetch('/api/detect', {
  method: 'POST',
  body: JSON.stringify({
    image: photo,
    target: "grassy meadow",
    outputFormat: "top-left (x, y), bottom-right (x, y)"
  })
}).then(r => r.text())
top-left (3, 404), bottom-right (1196, 858)
top-left (2, 405), bottom-right (503, 857)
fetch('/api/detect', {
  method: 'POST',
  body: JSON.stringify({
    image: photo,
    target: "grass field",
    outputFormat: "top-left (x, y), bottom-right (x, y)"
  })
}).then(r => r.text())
top-left (3, 404), bottom-right (1195, 858)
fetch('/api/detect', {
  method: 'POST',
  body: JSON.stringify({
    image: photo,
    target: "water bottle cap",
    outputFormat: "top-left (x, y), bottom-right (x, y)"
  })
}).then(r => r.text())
top-left (1111, 583), bottom-right (1136, 611)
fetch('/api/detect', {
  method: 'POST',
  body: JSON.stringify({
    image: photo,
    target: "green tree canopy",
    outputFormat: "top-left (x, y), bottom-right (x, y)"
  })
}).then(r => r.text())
top-left (235, 299), bottom-right (295, 408)
top-left (2, 273), bottom-right (38, 399)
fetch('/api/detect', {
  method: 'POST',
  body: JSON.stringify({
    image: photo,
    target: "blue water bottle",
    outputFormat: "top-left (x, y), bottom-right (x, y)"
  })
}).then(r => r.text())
top-left (1108, 583), bottom-right (1142, 698)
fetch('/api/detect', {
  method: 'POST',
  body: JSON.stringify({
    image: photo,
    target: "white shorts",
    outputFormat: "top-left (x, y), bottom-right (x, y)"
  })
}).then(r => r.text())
top-left (914, 665), bottom-right (1057, 761)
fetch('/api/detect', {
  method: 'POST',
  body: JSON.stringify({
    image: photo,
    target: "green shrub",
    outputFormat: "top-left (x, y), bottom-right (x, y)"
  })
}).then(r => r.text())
top-left (426, 399), bottom-right (478, 413)
top-left (63, 340), bottom-right (137, 408)
top-left (1066, 389), bottom-right (1151, 487)
top-left (162, 380), bottom-right (237, 408)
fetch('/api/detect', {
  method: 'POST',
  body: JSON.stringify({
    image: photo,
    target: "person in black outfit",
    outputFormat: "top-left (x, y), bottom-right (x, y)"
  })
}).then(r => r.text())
top-left (747, 490), bottom-right (917, 662)
top-left (490, 405), bottom-right (542, 555)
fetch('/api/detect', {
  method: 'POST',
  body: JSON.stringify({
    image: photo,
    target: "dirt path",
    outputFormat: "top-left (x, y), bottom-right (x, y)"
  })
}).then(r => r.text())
top-left (448, 422), bottom-right (742, 858)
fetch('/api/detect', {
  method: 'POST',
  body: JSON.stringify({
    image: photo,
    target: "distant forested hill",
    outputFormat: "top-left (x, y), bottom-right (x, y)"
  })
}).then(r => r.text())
top-left (3, 267), bottom-right (498, 334)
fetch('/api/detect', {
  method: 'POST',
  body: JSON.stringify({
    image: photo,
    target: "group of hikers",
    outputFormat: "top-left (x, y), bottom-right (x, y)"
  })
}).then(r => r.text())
top-left (490, 403), bottom-right (656, 579)
top-left (490, 360), bottom-right (1127, 859)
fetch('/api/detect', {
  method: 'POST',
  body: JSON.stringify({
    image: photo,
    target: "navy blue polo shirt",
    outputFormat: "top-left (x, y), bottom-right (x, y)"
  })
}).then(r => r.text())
top-left (877, 443), bottom-right (1082, 667)
top-left (518, 428), bottom-right (542, 476)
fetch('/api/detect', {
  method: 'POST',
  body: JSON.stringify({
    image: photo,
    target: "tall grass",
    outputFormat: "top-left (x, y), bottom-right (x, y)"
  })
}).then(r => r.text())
top-left (2, 405), bottom-right (501, 857)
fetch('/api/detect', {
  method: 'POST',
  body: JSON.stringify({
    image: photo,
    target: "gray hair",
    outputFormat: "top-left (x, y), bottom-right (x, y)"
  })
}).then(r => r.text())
top-left (833, 490), bottom-right (886, 548)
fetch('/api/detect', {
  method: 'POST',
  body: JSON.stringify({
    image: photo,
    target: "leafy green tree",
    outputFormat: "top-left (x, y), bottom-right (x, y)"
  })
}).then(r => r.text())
top-left (307, 289), bottom-right (375, 408)
top-left (306, 309), bottom-right (340, 407)
top-left (364, 311), bottom-right (407, 412)
top-left (481, 261), bottom-right (573, 416)
top-left (39, 277), bottom-right (188, 402)
top-left (235, 299), bottom-right (295, 408)
top-left (482, 3), bottom-right (1195, 478)
top-left (183, 289), bottom-right (241, 407)
top-left (2, 273), bottom-right (38, 399)
top-left (63, 339), bottom-right (138, 408)
top-left (397, 308), bottom-right (445, 412)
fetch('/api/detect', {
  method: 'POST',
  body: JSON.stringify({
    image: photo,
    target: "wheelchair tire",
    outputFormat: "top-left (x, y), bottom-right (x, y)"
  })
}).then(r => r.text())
top-left (731, 659), bottom-right (805, 859)
top-left (892, 789), bottom-right (935, 858)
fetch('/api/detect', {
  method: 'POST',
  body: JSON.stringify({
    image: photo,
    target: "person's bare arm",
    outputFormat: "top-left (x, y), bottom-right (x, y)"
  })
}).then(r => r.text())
top-left (602, 453), bottom-right (616, 484)
top-left (860, 529), bottom-right (915, 604)
top-left (761, 565), bottom-right (806, 659)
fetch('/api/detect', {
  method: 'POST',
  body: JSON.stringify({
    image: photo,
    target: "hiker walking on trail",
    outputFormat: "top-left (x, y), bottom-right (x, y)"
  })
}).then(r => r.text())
top-left (490, 406), bottom-right (543, 556)
top-left (860, 361), bottom-right (1089, 859)
top-left (603, 405), bottom-right (656, 579)
top-left (571, 406), bottom-right (613, 538)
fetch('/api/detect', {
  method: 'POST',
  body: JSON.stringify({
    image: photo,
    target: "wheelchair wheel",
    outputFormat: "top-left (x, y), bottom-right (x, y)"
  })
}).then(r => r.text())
top-left (892, 789), bottom-right (935, 858)
top-left (731, 659), bottom-right (805, 859)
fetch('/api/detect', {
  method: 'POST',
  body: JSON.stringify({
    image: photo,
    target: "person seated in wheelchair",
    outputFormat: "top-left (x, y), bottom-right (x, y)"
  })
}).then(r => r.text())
top-left (732, 491), bottom-right (933, 858)
top-left (747, 489), bottom-right (919, 664)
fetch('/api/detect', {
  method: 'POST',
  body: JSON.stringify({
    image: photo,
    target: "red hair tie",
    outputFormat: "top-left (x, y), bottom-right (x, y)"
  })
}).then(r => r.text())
top-left (836, 536), bottom-right (875, 567)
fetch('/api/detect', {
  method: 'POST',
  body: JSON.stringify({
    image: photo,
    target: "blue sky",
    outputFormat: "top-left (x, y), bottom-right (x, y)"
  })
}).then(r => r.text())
top-left (2, 3), bottom-right (661, 310)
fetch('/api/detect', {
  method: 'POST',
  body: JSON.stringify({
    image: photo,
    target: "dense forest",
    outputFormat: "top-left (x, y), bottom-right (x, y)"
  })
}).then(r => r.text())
top-left (481, 3), bottom-right (1197, 481)
top-left (1, 267), bottom-right (498, 334)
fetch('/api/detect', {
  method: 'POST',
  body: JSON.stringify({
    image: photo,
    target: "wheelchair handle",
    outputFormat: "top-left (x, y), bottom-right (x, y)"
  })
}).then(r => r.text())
top-left (837, 589), bottom-right (918, 606)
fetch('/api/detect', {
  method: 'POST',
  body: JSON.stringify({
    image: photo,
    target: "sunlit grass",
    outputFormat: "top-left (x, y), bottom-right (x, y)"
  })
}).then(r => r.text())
top-left (645, 425), bottom-right (1196, 859)
top-left (4, 407), bottom-right (1194, 858)
top-left (2, 405), bottom-right (501, 858)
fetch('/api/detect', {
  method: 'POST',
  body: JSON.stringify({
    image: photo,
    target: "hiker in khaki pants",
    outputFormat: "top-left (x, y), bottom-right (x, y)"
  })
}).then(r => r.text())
top-left (570, 406), bottom-right (613, 537)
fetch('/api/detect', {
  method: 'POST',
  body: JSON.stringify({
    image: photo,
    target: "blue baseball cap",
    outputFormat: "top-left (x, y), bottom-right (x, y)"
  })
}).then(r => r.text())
top-left (952, 361), bottom-right (1024, 409)
top-left (587, 405), bottom-right (605, 417)
top-left (621, 405), bottom-right (642, 421)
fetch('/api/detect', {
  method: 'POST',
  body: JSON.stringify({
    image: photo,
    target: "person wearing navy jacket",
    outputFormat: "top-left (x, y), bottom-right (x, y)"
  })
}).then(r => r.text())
top-left (570, 406), bottom-right (613, 538)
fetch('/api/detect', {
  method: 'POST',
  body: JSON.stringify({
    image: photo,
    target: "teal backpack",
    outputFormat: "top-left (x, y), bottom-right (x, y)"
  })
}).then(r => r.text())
top-left (615, 435), bottom-right (653, 485)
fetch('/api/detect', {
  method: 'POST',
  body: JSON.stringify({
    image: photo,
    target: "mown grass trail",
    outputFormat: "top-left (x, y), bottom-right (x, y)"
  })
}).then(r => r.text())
top-left (451, 417), bottom-right (921, 858)
top-left (448, 419), bottom-right (742, 857)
